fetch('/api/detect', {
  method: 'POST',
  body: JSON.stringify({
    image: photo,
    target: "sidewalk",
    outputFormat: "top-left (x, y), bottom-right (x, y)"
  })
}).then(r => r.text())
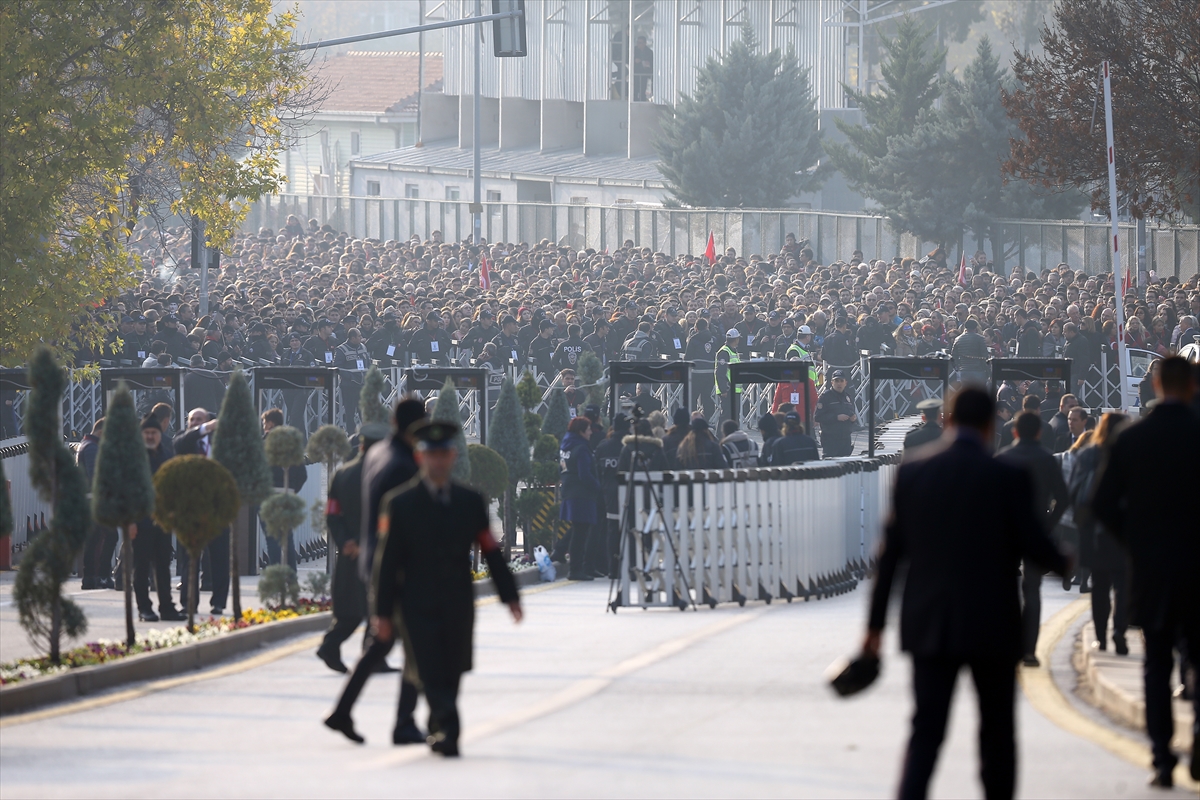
top-left (1074, 620), bottom-right (1194, 754)
top-left (0, 566), bottom-right (329, 665)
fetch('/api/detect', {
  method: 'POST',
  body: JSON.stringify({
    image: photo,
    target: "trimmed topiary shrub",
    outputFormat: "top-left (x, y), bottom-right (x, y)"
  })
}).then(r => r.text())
top-left (540, 387), bottom-right (570, 440)
top-left (152, 456), bottom-right (240, 632)
top-left (467, 443), bottom-right (508, 502)
top-left (258, 564), bottom-right (300, 609)
top-left (92, 383), bottom-right (156, 646)
top-left (487, 377), bottom-right (530, 558)
top-left (432, 378), bottom-right (471, 483)
top-left (515, 370), bottom-right (542, 410)
top-left (358, 365), bottom-right (388, 425)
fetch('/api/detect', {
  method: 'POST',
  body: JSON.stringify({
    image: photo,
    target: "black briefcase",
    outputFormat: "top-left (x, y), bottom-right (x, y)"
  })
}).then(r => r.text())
top-left (827, 654), bottom-right (881, 697)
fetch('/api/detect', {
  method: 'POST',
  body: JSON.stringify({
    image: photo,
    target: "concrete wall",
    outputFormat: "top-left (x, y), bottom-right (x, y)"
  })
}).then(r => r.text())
top-left (420, 94), bottom-right (459, 143)
top-left (500, 98), bottom-right (540, 150)
top-left (629, 103), bottom-right (669, 158)
top-left (459, 95), bottom-right (499, 148)
top-left (540, 100), bottom-right (583, 152)
top-left (584, 100), bottom-right (627, 156)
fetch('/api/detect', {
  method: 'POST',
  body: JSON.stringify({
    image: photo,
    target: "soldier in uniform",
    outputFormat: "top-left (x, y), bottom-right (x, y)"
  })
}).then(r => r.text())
top-left (902, 398), bottom-right (945, 457)
top-left (372, 420), bottom-right (523, 757)
top-left (316, 421), bottom-right (391, 674)
top-left (814, 369), bottom-right (858, 457)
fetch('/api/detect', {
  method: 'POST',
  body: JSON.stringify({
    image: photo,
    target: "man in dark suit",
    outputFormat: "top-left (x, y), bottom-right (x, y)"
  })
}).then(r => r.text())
top-left (862, 388), bottom-right (1068, 800)
top-left (996, 411), bottom-right (1070, 667)
top-left (173, 408), bottom-right (230, 615)
top-left (324, 398), bottom-right (427, 746)
top-left (371, 420), bottom-right (522, 757)
top-left (1092, 356), bottom-right (1200, 787)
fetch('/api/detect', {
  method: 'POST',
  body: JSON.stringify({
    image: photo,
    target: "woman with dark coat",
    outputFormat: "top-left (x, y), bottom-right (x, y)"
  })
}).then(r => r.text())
top-left (558, 416), bottom-right (602, 580)
top-left (758, 413), bottom-right (781, 466)
top-left (1070, 411), bottom-right (1131, 653)
top-left (675, 417), bottom-right (727, 470)
top-left (660, 408), bottom-right (690, 469)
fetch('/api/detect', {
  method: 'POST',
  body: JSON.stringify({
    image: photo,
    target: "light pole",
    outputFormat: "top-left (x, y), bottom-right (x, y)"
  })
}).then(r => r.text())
top-left (473, 0), bottom-right (483, 248)
top-left (1102, 60), bottom-right (1131, 411)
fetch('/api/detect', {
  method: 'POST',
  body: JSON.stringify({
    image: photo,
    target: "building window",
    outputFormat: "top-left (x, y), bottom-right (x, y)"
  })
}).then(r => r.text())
top-left (350, 131), bottom-right (361, 156)
top-left (445, 186), bottom-right (460, 201)
top-left (405, 184), bottom-right (420, 198)
top-left (570, 196), bottom-right (589, 205)
top-left (615, 198), bottom-right (635, 205)
top-left (366, 181), bottom-right (381, 196)
top-left (486, 190), bottom-right (502, 202)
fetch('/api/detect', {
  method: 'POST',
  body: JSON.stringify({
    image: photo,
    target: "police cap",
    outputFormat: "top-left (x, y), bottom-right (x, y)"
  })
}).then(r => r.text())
top-left (408, 419), bottom-right (461, 450)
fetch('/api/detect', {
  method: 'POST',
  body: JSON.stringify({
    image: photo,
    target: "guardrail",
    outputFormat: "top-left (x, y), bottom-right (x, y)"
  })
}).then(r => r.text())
top-left (611, 455), bottom-right (900, 611)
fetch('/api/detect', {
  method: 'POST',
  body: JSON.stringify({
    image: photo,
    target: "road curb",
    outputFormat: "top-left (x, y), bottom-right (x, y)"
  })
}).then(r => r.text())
top-left (1073, 621), bottom-right (1193, 753)
top-left (473, 566), bottom-right (548, 598)
top-left (0, 611), bottom-right (332, 717)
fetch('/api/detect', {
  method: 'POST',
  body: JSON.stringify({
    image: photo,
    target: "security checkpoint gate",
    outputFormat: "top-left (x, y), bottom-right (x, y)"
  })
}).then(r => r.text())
top-left (866, 357), bottom-right (951, 457)
top-left (988, 358), bottom-right (1072, 399)
top-left (254, 367), bottom-right (336, 437)
top-left (607, 361), bottom-right (693, 421)
top-left (728, 361), bottom-right (815, 434)
top-left (610, 456), bottom-right (901, 610)
top-left (100, 368), bottom-right (184, 436)
top-left (401, 367), bottom-right (488, 441)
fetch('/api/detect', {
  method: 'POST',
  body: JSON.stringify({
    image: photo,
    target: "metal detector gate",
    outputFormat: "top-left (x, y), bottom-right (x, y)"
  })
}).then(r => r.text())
top-left (402, 367), bottom-right (488, 442)
top-left (607, 362), bottom-right (693, 421)
top-left (728, 361), bottom-right (815, 434)
top-left (253, 367), bottom-right (336, 437)
top-left (988, 358), bottom-right (1072, 399)
top-left (100, 368), bottom-right (184, 437)
top-left (867, 357), bottom-right (950, 457)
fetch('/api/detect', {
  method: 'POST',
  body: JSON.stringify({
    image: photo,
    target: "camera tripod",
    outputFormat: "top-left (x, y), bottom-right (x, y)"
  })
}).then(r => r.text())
top-left (606, 407), bottom-right (696, 613)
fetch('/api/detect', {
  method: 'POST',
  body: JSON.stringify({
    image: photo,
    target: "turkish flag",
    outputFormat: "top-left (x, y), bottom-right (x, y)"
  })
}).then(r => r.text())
top-left (704, 231), bottom-right (716, 265)
top-left (957, 251), bottom-right (967, 287)
top-left (479, 252), bottom-right (491, 290)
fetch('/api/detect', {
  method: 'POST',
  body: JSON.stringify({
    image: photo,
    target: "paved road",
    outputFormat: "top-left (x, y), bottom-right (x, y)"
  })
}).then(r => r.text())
top-left (0, 580), bottom-right (1185, 799)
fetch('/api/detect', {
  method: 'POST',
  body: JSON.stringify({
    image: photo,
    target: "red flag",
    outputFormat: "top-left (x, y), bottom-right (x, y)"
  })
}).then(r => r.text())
top-left (957, 252), bottom-right (967, 287)
top-left (704, 231), bottom-right (716, 265)
top-left (479, 252), bottom-right (491, 290)
top-left (1121, 264), bottom-right (1133, 297)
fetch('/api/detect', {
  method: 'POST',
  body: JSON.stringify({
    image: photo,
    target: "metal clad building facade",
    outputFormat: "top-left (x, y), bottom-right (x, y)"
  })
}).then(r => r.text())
top-left (442, 0), bottom-right (845, 107)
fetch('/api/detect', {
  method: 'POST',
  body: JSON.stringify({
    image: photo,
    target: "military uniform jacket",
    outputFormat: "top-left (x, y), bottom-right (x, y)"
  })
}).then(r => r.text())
top-left (373, 479), bottom-right (519, 677)
top-left (903, 421), bottom-right (943, 452)
top-left (325, 455), bottom-right (365, 551)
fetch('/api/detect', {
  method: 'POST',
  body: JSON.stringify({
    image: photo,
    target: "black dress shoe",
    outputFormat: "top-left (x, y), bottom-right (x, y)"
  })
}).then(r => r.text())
top-left (316, 648), bottom-right (348, 674)
top-left (101, 577), bottom-right (116, 590)
top-left (392, 720), bottom-right (425, 745)
top-left (568, 573), bottom-right (594, 581)
top-left (1113, 636), bottom-right (1129, 656)
top-left (210, 607), bottom-right (224, 617)
top-left (1021, 654), bottom-right (1040, 668)
top-left (429, 736), bottom-right (459, 757)
top-left (1148, 766), bottom-right (1173, 788)
top-left (373, 661), bottom-right (399, 673)
top-left (323, 713), bottom-right (364, 744)
top-left (138, 609), bottom-right (160, 622)
top-left (81, 578), bottom-right (98, 590)
top-left (159, 608), bottom-right (186, 622)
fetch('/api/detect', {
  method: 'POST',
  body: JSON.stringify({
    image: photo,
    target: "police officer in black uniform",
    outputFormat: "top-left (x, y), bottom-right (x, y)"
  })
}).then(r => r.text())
top-left (903, 398), bottom-right (944, 455)
top-left (316, 421), bottom-right (391, 673)
top-left (814, 369), bottom-right (857, 457)
top-left (592, 413), bottom-right (630, 577)
top-left (684, 318), bottom-right (718, 418)
top-left (372, 420), bottom-right (523, 757)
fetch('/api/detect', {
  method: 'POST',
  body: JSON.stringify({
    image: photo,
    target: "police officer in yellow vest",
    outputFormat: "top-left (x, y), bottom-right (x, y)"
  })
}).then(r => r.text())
top-left (785, 325), bottom-right (820, 386)
top-left (716, 329), bottom-right (742, 422)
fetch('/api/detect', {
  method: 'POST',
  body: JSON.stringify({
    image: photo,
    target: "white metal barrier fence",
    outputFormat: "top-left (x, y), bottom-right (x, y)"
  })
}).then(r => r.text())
top-left (612, 456), bottom-right (900, 610)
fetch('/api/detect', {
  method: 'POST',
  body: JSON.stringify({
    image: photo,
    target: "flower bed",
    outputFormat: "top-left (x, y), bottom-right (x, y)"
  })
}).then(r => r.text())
top-left (472, 554), bottom-right (539, 582)
top-left (0, 599), bottom-right (330, 687)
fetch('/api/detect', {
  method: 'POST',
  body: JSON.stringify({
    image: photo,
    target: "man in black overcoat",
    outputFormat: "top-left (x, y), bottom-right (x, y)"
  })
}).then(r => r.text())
top-left (862, 388), bottom-right (1068, 800)
top-left (371, 420), bottom-right (523, 757)
top-left (1092, 356), bottom-right (1200, 787)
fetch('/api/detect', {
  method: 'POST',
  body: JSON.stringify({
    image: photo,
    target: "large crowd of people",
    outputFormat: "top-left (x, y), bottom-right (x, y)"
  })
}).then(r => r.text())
top-left (51, 213), bottom-right (1195, 443)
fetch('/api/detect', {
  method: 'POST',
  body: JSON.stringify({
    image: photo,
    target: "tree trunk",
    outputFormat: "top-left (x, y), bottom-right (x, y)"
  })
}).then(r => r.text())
top-left (187, 549), bottom-right (199, 633)
top-left (122, 526), bottom-right (135, 648)
top-left (230, 508), bottom-right (241, 620)
top-left (50, 594), bottom-right (61, 664)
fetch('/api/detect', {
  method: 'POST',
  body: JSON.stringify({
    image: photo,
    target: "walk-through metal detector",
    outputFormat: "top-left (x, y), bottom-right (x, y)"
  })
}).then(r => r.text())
top-left (100, 368), bottom-right (184, 435)
top-left (253, 367), bottom-right (336, 437)
top-left (867, 357), bottom-right (950, 457)
top-left (988, 358), bottom-right (1071, 397)
top-left (403, 366), bottom-right (489, 442)
top-left (607, 361), bottom-right (693, 421)
top-left (728, 361), bottom-right (815, 434)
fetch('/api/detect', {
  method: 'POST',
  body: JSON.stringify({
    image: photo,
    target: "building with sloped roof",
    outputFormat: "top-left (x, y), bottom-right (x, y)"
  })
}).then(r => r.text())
top-left (283, 50), bottom-right (443, 196)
